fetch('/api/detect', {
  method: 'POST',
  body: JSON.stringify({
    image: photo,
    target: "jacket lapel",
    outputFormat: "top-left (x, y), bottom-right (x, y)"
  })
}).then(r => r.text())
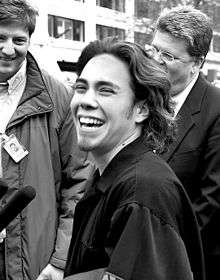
top-left (162, 104), bottom-right (194, 161)
top-left (162, 73), bottom-right (207, 162)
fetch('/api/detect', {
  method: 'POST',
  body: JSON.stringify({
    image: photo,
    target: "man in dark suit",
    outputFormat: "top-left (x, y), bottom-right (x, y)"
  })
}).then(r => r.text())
top-left (147, 5), bottom-right (220, 280)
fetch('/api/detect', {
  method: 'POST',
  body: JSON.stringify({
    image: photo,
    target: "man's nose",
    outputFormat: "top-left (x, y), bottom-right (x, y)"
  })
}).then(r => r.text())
top-left (80, 89), bottom-right (98, 109)
top-left (1, 40), bottom-right (16, 56)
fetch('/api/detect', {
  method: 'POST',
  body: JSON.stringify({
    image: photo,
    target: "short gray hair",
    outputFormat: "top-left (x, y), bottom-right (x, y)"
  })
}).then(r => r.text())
top-left (155, 5), bottom-right (213, 60)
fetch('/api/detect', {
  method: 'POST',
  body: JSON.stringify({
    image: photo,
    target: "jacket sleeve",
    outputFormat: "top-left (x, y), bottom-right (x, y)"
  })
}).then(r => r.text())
top-left (50, 94), bottom-right (95, 269)
top-left (193, 115), bottom-right (220, 230)
top-left (104, 203), bottom-right (193, 280)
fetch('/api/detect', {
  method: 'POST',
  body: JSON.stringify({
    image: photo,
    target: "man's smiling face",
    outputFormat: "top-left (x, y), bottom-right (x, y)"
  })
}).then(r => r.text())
top-left (71, 54), bottom-right (140, 157)
top-left (0, 22), bottom-right (30, 82)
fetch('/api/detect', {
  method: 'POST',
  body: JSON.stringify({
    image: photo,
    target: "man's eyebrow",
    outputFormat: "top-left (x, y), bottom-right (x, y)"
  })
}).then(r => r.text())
top-left (75, 78), bottom-right (88, 85)
top-left (96, 81), bottom-right (120, 90)
top-left (75, 78), bottom-right (120, 90)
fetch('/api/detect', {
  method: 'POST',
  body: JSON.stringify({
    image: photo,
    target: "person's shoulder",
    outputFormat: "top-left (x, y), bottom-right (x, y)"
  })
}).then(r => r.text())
top-left (202, 80), bottom-right (220, 116)
top-left (133, 152), bottom-right (187, 227)
top-left (192, 74), bottom-right (220, 117)
top-left (136, 151), bottom-right (178, 183)
top-left (42, 69), bottom-right (74, 105)
top-left (42, 69), bottom-right (72, 94)
top-left (206, 82), bottom-right (220, 97)
top-left (201, 75), bottom-right (220, 100)
top-left (110, 152), bottom-right (187, 228)
top-left (133, 152), bottom-right (184, 204)
top-left (117, 151), bottom-right (180, 191)
top-left (27, 51), bottom-right (72, 97)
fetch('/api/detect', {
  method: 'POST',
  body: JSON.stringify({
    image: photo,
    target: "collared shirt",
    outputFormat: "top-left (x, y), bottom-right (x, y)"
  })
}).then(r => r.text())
top-left (0, 60), bottom-right (27, 133)
top-left (0, 60), bottom-right (27, 177)
top-left (172, 73), bottom-right (199, 117)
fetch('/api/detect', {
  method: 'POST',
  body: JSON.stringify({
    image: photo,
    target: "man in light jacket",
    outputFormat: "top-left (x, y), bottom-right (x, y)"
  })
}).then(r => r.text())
top-left (0, 0), bottom-right (93, 279)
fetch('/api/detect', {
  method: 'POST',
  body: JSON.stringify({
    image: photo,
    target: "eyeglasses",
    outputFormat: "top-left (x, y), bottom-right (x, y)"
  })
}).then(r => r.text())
top-left (145, 44), bottom-right (193, 63)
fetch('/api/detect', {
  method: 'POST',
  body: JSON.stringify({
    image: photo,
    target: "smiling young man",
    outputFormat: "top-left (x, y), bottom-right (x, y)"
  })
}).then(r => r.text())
top-left (0, 1), bottom-right (93, 280)
top-left (148, 6), bottom-right (220, 280)
top-left (72, 54), bottom-right (145, 170)
top-left (64, 38), bottom-right (205, 280)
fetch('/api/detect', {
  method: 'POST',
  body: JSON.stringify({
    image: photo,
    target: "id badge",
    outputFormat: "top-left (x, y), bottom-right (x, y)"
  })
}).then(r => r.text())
top-left (2, 134), bottom-right (28, 163)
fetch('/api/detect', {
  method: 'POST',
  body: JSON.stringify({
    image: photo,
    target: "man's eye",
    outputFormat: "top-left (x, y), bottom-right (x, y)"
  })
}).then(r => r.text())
top-left (14, 38), bottom-right (27, 45)
top-left (161, 52), bottom-right (174, 61)
top-left (98, 87), bottom-right (114, 95)
top-left (74, 84), bottom-right (86, 93)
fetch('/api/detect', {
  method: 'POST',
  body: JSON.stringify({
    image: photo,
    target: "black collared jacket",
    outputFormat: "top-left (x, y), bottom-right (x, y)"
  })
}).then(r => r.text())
top-left (65, 137), bottom-right (205, 280)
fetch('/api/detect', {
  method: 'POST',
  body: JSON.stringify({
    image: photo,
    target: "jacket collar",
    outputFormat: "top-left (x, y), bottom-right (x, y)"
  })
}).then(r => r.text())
top-left (19, 52), bottom-right (53, 106)
top-left (162, 72), bottom-right (208, 161)
top-left (7, 52), bottom-right (54, 128)
top-left (90, 136), bottom-right (152, 195)
top-left (183, 72), bottom-right (207, 115)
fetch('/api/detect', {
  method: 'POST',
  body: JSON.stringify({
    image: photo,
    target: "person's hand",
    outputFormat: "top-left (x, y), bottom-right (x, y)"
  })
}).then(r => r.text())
top-left (0, 229), bottom-right (6, 243)
top-left (36, 264), bottom-right (64, 280)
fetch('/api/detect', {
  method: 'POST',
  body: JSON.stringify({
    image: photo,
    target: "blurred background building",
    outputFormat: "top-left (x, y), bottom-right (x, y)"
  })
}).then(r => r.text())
top-left (29, 0), bottom-right (220, 85)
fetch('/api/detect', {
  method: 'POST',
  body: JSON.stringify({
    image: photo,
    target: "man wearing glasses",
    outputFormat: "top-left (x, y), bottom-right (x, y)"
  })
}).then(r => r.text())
top-left (146, 5), bottom-right (220, 280)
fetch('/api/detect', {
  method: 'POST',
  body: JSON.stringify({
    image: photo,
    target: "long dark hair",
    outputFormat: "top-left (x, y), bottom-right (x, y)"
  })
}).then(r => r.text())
top-left (76, 37), bottom-right (176, 153)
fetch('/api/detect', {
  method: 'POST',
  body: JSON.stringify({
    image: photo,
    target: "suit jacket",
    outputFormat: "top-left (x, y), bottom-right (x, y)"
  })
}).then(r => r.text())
top-left (162, 73), bottom-right (220, 257)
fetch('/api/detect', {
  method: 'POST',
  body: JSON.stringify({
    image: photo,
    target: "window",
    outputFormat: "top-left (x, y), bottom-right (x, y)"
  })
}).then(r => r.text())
top-left (134, 32), bottom-right (152, 47)
top-left (134, 0), bottom-right (160, 19)
top-left (213, 34), bottom-right (220, 53)
top-left (48, 15), bottom-right (84, 41)
top-left (134, 0), bottom-right (149, 18)
top-left (96, 25), bottom-right (125, 40)
top-left (96, 0), bottom-right (125, 12)
top-left (214, 5), bottom-right (220, 34)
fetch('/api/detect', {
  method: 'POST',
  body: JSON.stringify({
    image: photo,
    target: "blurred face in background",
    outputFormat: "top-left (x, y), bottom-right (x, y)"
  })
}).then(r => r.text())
top-left (151, 30), bottom-right (198, 96)
top-left (0, 22), bottom-right (30, 82)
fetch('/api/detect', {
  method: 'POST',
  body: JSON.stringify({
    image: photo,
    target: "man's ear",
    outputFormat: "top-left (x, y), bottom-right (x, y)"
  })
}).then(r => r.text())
top-left (135, 101), bottom-right (149, 124)
top-left (192, 56), bottom-right (204, 73)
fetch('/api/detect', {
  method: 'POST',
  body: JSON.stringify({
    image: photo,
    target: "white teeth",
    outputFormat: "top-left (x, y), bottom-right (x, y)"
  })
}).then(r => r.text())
top-left (79, 117), bottom-right (104, 127)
